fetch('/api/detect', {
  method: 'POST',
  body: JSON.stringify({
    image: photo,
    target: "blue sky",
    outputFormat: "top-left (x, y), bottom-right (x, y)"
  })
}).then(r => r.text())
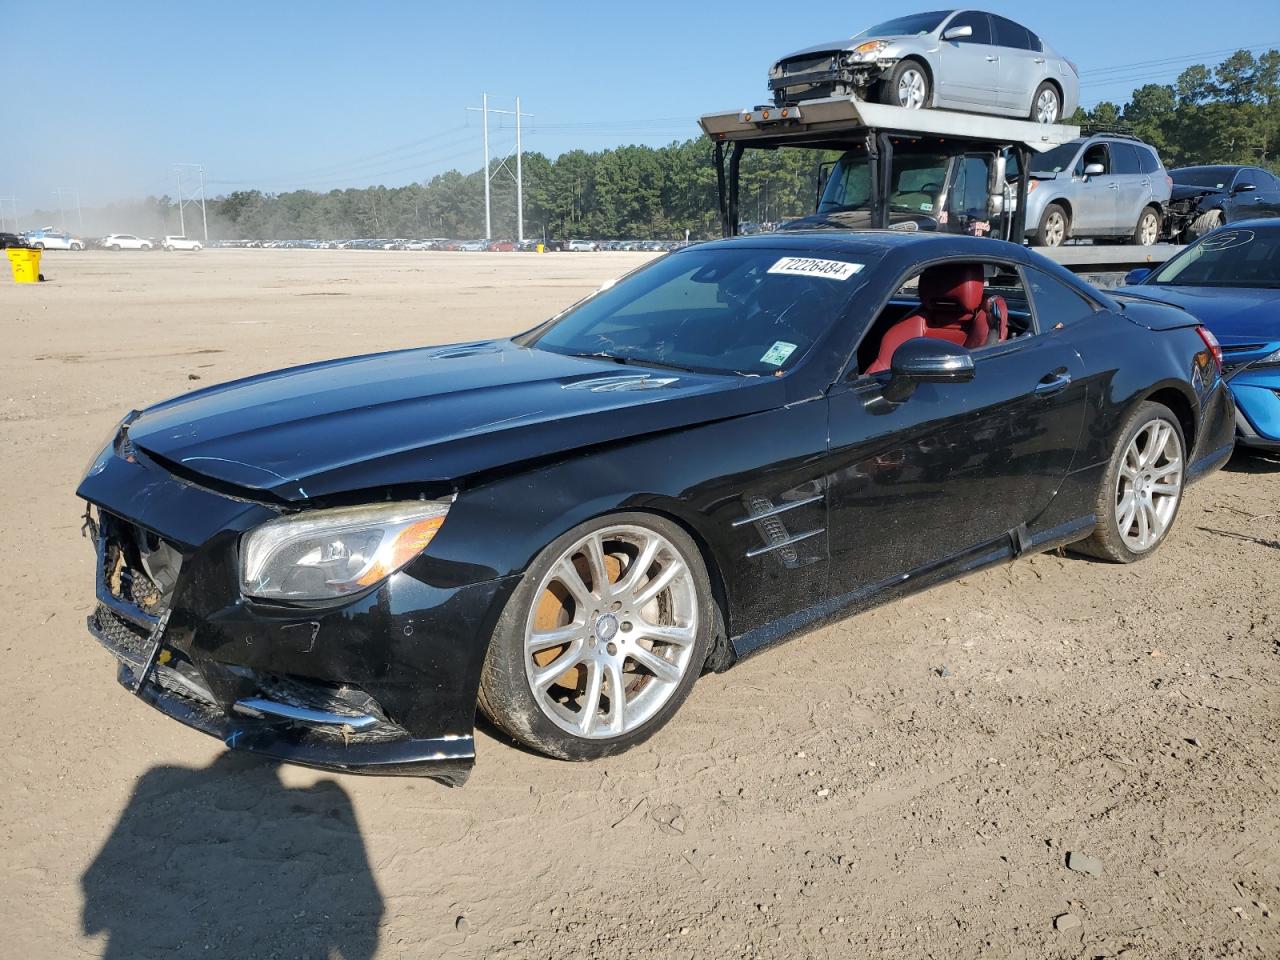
top-left (3, 0), bottom-right (1278, 213)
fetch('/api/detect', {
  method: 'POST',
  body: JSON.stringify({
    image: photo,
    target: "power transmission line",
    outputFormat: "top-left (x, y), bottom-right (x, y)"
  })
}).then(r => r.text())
top-left (467, 94), bottom-right (532, 241)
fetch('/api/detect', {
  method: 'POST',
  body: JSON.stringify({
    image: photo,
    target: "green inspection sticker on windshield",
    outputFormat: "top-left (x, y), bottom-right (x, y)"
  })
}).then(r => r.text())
top-left (760, 341), bottom-right (798, 366)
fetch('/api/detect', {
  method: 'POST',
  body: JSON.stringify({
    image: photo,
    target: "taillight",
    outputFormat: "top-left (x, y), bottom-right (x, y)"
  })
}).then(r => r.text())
top-left (1196, 326), bottom-right (1223, 371)
top-left (1027, 180), bottom-right (1039, 194)
top-left (1166, 175), bottom-right (1173, 190)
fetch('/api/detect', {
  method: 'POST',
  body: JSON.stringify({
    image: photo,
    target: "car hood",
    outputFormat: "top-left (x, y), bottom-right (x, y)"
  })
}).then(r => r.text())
top-left (1171, 183), bottom-right (1224, 202)
top-left (1113, 284), bottom-right (1280, 342)
top-left (123, 339), bottom-right (783, 502)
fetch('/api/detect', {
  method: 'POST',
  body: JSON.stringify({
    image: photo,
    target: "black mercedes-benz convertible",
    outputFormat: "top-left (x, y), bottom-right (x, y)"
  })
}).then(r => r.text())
top-left (78, 231), bottom-right (1235, 784)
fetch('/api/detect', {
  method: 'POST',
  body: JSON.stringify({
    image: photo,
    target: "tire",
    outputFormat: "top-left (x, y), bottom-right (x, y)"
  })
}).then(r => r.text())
top-left (109, 244), bottom-right (120, 251)
top-left (879, 60), bottom-right (931, 110)
top-left (479, 513), bottom-right (714, 760)
top-left (1072, 401), bottom-right (1186, 563)
top-left (71, 242), bottom-right (82, 251)
top-left (33, 242), bottom-right (44, 250)
top-left (1030, 82), bottom-right (1061, 123)
top-left (141, 243), bottom-right (151, 250)
top-left (1131, 206), bottom-right (1161, 246)
top-left (1034, 203), bottom-right (1070, 247)
top-left (1187, 208), bottom-right (1223, 241)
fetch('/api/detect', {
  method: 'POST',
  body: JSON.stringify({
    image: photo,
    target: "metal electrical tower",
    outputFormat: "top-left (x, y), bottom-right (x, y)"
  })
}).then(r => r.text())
top-left (51, 188), bottom-right (82, 231)
top-left (466, 94), bottom-right (532, 241)
top-left (0, 198), bottom-right (22, 232)
top-left (174, 162), bottom-right (209, 242)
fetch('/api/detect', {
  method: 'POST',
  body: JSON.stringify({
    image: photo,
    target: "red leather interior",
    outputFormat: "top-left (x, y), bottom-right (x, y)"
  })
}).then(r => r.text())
top-left (866, 264), bottom-right (997, 374)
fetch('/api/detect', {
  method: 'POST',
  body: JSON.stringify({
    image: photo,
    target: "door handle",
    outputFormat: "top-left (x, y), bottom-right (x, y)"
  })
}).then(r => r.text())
top-left (1109, 183), bottom-right (1119, 190)
top-left (1034, 371), bottom-right (1072, 397)
top-left (986, 55), bottom-right (999, 62)
top-left (1034, 57), bottom-right (1046, 64)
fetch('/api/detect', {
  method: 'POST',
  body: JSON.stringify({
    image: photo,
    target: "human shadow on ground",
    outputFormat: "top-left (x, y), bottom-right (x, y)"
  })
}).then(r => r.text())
top-left (82, 752), bottom-right (383, 960)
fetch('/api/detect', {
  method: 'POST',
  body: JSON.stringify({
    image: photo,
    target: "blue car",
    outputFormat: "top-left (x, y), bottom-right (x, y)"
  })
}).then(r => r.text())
top-left (1119, 219), bottom-right (1280, 452)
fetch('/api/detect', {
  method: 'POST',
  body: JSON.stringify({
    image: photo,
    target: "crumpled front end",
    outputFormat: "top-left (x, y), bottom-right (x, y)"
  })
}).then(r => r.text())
top-left (768, 48), bottom-right (897, 106)
top-left (79, 448), bottom-right (517, 785)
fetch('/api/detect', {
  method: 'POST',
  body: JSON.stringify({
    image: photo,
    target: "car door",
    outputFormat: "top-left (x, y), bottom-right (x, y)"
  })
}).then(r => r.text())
top-left (990, 15), bottom-right (1038, 113)
top-left (824, 258), bottom-right (1088, 597)
top-left (1226, 168), bottom-right (1280, 219)
top-left (936, 11), bottom-right (999, 109)
top-left (1256, 169), bottom-right (1280, 216)
top-left (1110, 142), bottom-right (1148, 233)
top-left (1071, 142), bottom-right (1117, 234)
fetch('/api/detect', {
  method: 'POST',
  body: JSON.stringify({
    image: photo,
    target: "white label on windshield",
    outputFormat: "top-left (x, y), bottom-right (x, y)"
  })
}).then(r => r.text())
top-left (760, 341), bottom-right (798, 366)
top-left (768, 256), bottom-right (863, 281)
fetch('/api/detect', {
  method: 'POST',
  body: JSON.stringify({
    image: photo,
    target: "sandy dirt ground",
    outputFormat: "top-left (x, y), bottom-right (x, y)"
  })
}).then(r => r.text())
top-left (1, 249), bottom-right (1277, 960)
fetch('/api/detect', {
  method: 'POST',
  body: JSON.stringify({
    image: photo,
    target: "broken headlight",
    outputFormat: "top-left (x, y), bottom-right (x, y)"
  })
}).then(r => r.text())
top-left (241, 500), bottom-right (451, 601)
top-left (82, 415), bottom-right (127, 480)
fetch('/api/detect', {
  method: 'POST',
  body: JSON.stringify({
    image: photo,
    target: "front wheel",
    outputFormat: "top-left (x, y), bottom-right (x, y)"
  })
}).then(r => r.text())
top-left (1132, 206), bottom-right (1161, 246)
top-left (479, 514), bottom-right (713, 760)
top-left (1188, 208), bottom-right (1223, 241)
top-left (1034, 203), bottom-right (1070, 247)
top-left (1030, 82), bottom-right (1062, 123)
top-left (879, 60), bottom-right (930, 110)
top-left (71, 242), bottom-right (83, 251)
top-left (109, 244), bottom-right (120, 251)
top-left (1073, 401), bottom-right (1186, 563)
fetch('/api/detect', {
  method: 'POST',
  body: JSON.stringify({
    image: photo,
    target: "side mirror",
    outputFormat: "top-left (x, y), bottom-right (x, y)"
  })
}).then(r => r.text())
top-left (943, 25), bottom-right (973, 41)
top-left (1124, 267), bottom-right (1151, 285)
top-left (1083, 163), bottom-right (1105, 177)
top-left (1234, 182), bottom-right (1257, 194)
top-left (987, 155), bottom-right (1007, 217)
top-left (883, 338), bottom-right (976, 402)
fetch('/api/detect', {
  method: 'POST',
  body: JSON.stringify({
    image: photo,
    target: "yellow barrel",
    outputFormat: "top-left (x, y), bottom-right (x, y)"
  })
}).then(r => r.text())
top-left (7, 247), bottom-right (41, 283)
top-left (536, 243), bottom-right (545, 254)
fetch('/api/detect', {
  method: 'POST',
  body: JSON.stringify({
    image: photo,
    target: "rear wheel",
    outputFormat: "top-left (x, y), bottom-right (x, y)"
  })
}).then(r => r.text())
top-left (1132, 206), bottom-right (1161, 246)
top-left (880, 60), bottom-right (930, 110)
top-left (1188, 208), bottom-right (1223, 240)
top-left (33, 242), bottom-right (44, 250)
top-left (70, 242), bottom-right (83, 251)
top-left (1030, 82), bottom-right (1062, 123)
top-left (1073, 401), bottom-right (1186, 563)
top-left (479, 514), bottom-right (712, 760)
top-left (1034, 203), bottom-right (1070, 247)
top-left (109, 244), bottom-right (120, 251)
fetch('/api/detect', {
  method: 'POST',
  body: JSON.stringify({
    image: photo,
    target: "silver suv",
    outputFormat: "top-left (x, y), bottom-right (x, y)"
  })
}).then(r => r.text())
top-left (1022, 135), bottom-right (1172, 246)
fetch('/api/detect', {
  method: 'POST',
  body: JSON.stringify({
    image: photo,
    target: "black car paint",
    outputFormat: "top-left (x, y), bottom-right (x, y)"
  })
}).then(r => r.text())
top-left (77, 232), bottom-right (1236, 784)
top-left (1167, 166), bottom-right (1280, 238)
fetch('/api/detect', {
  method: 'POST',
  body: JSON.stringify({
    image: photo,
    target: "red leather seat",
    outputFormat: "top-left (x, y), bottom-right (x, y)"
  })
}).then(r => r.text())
top-left (866, 263), bottom-right (993, 374)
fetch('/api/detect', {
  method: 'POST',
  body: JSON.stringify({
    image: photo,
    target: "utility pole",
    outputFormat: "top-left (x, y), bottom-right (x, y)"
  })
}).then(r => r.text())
top-left (0, 198), bottom-right (20, 232)
top-left (467, 94), bottom-right (532, 241)
top-left (52, 189), bottom-right (67, 231)
top-left (174, 163), bottom-right (209, 241)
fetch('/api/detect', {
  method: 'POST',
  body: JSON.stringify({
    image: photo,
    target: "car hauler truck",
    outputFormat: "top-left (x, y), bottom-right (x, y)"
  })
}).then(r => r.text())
top-left (700, 97), bottom-right (1079, 243)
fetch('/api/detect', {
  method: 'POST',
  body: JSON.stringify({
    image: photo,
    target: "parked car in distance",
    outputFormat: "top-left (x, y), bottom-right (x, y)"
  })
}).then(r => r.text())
top-left (456, 239), bottom-right (487, 252)
top-left (769, 9), bottom-right (1078, 123)
top-left (1119, 219), bottom-right (1280, 452)
top-left (1021, 134), bottom-right (1171, 246)
top-left (0, 231), bottom-right (29, 249)
top-left (566, 239), bottom-right (599, 252)
top-left (103, 233), bottom-right (152, 251)
top-left (1165, 166), bottom-right (1280, 242)
top-left (486, 239), bottom-right (516, 252)
top-left (162, 235), bottom-right (202, 251)
top-left (77, 230), bottom-right (1234, 784)
top-left (24, 228), bottom-right (85, 250)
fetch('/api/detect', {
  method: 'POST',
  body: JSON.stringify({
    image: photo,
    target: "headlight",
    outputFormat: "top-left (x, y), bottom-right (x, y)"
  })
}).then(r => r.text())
top-left (851, 40), bottom-right (889, 59)
top-left (1256, 347), bottom-right (1280, 367)
top-left (82, 415), bottom-right (128, 479)
top-left (241, 500), bottom-right (452, 601)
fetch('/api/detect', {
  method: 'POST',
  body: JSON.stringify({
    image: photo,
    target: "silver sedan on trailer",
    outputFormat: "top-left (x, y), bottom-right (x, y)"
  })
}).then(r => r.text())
top-left (769, 9), bottom-right (1079, 123)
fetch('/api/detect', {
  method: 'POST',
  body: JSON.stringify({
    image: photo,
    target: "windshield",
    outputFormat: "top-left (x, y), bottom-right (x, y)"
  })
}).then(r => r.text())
top-left (1031, 140), bottom-right (1083, 175)
top-left (855, 11), bottom-right (949, 38)
top-left (1172, 167), bottom-right (1234, 189)
top-left (526, 247), bottom-right (870, 375)
top-left (1148, 227), bottom-right (1280, 289)
top-left (819, 151), bottom-right (948, 215)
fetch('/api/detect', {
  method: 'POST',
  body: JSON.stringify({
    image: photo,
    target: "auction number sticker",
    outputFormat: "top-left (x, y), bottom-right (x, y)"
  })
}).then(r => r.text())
top-left (767, 257), bottom-right (863, 281)
top-left (760, 341), bottom-right (798, 366)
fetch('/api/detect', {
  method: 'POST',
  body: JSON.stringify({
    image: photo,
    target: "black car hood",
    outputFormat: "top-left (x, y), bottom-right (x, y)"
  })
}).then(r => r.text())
top-left (125, 340), bottom-right (783, 502)
top-left (1171, 183), bottom-right (1223, 203)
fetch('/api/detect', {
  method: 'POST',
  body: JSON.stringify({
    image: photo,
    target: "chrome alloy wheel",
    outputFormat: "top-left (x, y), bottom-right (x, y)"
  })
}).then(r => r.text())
top-left (523, 525), bottom-right (699, 739)
top-left (1115, 419), bottom-right (1184, 552)
top-left (1043, 209), bottom-right (1067, 246)
top-left (1035, 87), bottom-right (1060, 123)
top-left (897, 68), bottom-right (927, 109)
top-left (1138, 210), bottom-right (1160, 246)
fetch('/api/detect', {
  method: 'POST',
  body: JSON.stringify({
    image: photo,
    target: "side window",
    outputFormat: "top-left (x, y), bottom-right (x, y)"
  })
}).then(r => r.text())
top-left (1112, 144), bottom-right (1142, 176)
top-left (856, 260), bottom-right (1035, 375)
top-left (1257, 169), bottom-right (1280, 191)
top-left (947, 11), bottom-right (991, 44)
top-left (1024, 266), bottom-right (1099, 330)
top-left (1026, 30), bottom-right (1044, 53)
top-left (991, 15), bottom-right (1031, 50)
top-left (1138, 147), bottom-right (1161, 175)
top-left (1077, 143), bottom-right (1110, 176)
top-left (1234, 169), bottom-right (1257, 190)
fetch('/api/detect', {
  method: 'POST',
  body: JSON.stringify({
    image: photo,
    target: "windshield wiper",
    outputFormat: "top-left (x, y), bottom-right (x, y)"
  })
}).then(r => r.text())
top-left (564, 350), bottom-right (710, 375)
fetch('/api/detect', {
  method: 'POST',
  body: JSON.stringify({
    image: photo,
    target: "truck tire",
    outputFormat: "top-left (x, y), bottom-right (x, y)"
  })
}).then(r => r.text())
top-left (1033, 203), bottom-right (1070, 247)
top-left (1131, 206), bottom-right (1161, 246)
top-left (1188, 209), bottom-right (1223, 240)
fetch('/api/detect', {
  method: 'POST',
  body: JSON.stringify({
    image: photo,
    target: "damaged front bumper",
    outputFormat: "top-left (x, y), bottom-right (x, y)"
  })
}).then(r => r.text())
top-left (769, 57), bottom-right (891, 105)
top-left (79, 450), bottom-right (518, 786)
